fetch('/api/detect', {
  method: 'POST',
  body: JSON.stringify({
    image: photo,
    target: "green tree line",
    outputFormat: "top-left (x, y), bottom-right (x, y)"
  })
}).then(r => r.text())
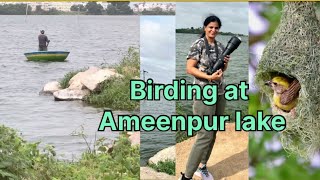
top-left (176, 27), bottom-right (246, 36)
top-left (0, 3), bottom-right (31, 15)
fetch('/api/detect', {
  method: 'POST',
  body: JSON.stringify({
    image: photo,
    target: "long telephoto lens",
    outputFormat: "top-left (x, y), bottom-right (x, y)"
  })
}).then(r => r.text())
top-left (211, 36), bottom-right (242, 73)
top-left (222, 36), bottom-right (242, 57)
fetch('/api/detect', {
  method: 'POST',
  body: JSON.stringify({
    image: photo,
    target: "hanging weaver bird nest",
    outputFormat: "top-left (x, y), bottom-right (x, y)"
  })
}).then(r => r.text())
top-left (255, 2), bottom-right (320, 158)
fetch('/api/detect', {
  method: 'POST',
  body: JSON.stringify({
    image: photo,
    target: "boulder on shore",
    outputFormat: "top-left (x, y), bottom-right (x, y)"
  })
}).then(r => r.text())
top-left (53, 88), bottom-right (90, 101)
top-left (148, 145), bottom-right (175, 165)
top-left (81, 68), bottom-right (123, 91)
top-left (42, 81), bottom-right (61, 94)
top-left (68, 67), bottom-right (100, 90)
top-left (43, 67), bottom-right (124, 101)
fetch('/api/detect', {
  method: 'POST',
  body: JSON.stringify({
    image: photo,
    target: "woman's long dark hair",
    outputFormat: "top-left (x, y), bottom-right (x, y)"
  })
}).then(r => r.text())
top-left (200, 15), bottom-right (222, 38)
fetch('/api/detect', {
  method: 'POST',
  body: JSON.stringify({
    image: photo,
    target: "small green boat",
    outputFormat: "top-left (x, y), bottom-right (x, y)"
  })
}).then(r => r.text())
top-left (24, 51), bottom-right (70, 62)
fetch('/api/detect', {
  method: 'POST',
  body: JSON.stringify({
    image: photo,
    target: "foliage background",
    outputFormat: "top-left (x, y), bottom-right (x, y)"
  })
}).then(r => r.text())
top-left (0, 125), bottom-right (140, 179)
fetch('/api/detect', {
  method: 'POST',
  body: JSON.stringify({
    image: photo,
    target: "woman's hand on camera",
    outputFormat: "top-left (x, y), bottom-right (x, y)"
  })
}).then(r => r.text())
top-left (208, 69), bottom-right (223, 81)
top-left (223, 55), bottom-right (230, 71)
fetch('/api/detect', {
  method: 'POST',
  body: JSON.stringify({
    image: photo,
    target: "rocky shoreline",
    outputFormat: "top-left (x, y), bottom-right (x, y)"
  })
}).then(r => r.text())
top-left (42, 67), bottom-right (123, 100)
top-left (141, 145), bottom-right (176, 180)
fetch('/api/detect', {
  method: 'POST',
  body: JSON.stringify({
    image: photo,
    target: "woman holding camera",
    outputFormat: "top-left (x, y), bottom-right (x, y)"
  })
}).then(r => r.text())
top-left (179, 15), bottom-right (230, 180)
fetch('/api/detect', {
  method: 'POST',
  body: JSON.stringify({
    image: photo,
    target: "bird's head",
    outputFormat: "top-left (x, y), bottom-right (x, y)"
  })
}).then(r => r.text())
top-left (265, 76), bottom-right (290, 94)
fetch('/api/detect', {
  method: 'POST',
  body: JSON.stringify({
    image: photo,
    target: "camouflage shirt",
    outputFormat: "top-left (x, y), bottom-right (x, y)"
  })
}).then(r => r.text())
top-left (187, 38), bottom-right (226, 95)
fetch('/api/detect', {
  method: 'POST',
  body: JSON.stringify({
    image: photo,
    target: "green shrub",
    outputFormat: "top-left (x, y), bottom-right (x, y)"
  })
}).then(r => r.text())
top-left (0, 125), bottom-right (140, 179)
top-left (148, 160), bottom-right (175, 175)
top-left (84, 47), bottom-right (140, 111)
top-left (112, 47), bottom-right (140, 78)
top-left (84, 76), bottom-right (139, 111)
top-left (0, 125), bottom-right (57, 179)
top-left (55, 135), bottom-right (140, 179)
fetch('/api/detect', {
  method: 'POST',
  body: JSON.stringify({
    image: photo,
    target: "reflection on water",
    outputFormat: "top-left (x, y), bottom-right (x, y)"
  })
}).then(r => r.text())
top-left (0, 15), bottom-right (139, 160)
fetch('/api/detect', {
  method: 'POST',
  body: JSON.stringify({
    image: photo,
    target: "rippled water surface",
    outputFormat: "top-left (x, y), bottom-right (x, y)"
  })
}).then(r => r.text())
top-left (140, 98), bottom-right (175, 166)
top-left (0, 15), bottom-right (139, 160)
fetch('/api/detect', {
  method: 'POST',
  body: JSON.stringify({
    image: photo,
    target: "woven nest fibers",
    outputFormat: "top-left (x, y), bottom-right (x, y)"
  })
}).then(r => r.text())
top-left (255, 2), bottom-right (320, 158)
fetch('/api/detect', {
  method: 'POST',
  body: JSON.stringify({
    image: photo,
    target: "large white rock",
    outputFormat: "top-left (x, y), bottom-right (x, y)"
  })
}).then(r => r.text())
top-left (53, 88), bottom-right (90, 101)
top-left (68, 67), bottom-right (100, 90)
top-left (68, 81), bottom-right (86, 90)
top-left (148, 145), bottom-right (175, 165)
top-left (68, 67), bottom-right (100, 85)
top-left (42, 81), bottom-right (61, 94)
top-left (82, 68), bottom-right (123, 91)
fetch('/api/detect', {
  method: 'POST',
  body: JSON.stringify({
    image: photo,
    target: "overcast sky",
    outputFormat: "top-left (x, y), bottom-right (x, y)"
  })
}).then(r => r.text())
top-left (176, 2), bottom-right (248, 35)
top-left (140, 16), bottom-right (175, 83)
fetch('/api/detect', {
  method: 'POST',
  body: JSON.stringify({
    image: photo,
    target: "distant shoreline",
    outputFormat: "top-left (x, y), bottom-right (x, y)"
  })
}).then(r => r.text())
top-left (176, 29), bottom-right (249, 37)
top-left (0, 2), bottom-right (175, 16)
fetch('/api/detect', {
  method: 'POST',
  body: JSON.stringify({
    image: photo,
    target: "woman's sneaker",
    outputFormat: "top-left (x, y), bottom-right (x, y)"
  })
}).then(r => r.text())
top-left (179, 172), bottom-right (193, 180)
top-left (194, 165), bottom-right (214, 180)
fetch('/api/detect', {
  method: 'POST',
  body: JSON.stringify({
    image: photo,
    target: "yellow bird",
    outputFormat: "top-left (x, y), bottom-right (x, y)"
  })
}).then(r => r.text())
top-left (265, 76), bottom-right (298, 112)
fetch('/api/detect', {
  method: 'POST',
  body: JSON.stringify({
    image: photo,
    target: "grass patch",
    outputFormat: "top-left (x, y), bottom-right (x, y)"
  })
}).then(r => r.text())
top-left (148, 160), bottom-right (175, 175)
top-left (84, 47), bottom-right (140, 111)
top-left (111, 47), bottom-right (140, 77)
top-left (84, 77), bottom-right (139, 111)
top-left (0, 125), bottom-right (139, 179)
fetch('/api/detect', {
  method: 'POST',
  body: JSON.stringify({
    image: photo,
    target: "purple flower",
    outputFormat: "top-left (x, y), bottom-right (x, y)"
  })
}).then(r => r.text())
top-left (249, 3), bottom-right (269, 35)
top-left (310, 152), bottom-right (320, 168)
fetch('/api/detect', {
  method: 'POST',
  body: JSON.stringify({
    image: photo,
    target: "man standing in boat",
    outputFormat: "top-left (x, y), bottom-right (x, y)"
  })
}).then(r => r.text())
top-left (38, 30), bottom-right (50, 51)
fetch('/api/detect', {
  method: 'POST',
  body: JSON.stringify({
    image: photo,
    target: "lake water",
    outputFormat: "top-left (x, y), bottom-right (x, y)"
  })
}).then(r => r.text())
top-left (0, 15), bottom-right (139, 160)
top-left (0, 16), bottom-right (248, 167)
top-left (140, 99), bottom-right (176, 166)
top-left (176, 33), bottom-right (249, 118)
top-left (139, 16), bottom-right (176, 166)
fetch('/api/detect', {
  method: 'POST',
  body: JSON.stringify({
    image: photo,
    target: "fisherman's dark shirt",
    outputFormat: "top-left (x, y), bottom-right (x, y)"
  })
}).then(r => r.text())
top-left (38, 34), bottom-right (49, 47)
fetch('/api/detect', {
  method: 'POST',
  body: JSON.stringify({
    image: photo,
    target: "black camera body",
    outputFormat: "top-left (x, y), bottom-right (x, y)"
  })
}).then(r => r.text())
top-left (207, 36), bottom-right (242, 75)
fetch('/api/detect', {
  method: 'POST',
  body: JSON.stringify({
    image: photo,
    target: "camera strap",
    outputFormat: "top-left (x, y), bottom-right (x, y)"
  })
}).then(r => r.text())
top-left (204, 37), bottom-right (222, 85)
top-left (204, 37), bottom-right (219, 64)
